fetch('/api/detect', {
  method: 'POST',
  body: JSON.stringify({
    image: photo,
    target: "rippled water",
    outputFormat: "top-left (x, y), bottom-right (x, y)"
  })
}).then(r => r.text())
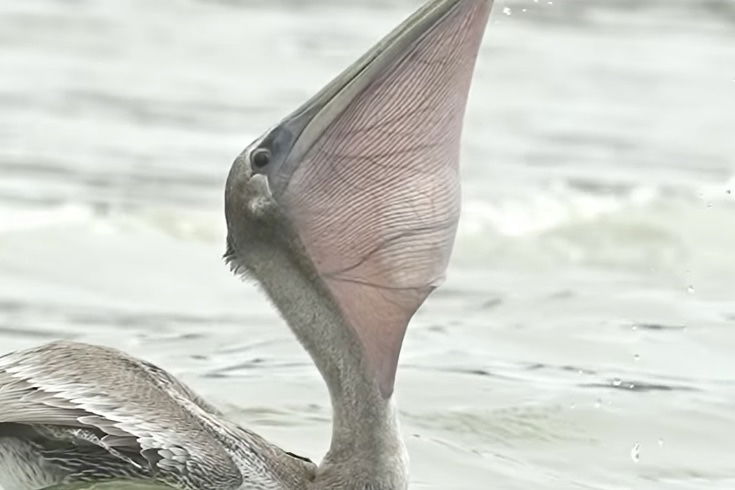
top-left (1, 0), bottom-right (734, 488)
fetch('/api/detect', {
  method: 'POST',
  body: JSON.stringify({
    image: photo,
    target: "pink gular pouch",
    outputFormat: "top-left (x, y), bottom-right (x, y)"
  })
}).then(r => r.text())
top-left (235, 0), bottom-right (492, 399)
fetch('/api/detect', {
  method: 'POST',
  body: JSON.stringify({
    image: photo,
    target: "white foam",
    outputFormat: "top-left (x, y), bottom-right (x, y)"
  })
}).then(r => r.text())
top-left (460, 183), bottom-right (660, 237)
top-left (0, 204), bottom-right (94, 234)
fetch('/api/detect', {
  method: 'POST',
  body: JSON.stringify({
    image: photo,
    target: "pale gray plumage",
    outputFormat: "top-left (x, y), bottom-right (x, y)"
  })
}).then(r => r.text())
top-left (0, 342), bottom-right (314, 489)
top-left (0, 1), bottom-right (492, 489)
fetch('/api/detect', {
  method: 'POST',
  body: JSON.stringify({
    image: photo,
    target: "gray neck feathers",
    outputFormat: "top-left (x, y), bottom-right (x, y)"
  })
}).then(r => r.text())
top-left (227, 214), bottom-right (407, 489)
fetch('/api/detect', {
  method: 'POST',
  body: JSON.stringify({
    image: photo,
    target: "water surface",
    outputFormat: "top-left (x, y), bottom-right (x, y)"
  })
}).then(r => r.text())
top-left (1, 0), bottom-right (734, 488)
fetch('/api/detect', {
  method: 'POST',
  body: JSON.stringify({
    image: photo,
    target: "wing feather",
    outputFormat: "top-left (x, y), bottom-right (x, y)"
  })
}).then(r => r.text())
top-left (0, 341), bottom-right (243, 489)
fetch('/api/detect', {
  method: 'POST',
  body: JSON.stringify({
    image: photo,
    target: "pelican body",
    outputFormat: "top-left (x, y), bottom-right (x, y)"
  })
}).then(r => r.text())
top-left (0, 1), bottom-right (492, 488)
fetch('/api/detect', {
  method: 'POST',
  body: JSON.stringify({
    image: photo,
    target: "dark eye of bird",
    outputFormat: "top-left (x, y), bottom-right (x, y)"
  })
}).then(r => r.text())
top-left (251, 148), bottom-right (271, 169)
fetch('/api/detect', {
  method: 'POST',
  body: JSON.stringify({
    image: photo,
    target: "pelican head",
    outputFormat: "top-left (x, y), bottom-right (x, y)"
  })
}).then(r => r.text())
top-left (224, 1), bottom-right (492, 488)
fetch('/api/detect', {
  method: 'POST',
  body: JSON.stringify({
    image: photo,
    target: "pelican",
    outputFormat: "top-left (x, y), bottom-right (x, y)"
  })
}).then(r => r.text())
top-left (0, 0), bottom-right (492, 488)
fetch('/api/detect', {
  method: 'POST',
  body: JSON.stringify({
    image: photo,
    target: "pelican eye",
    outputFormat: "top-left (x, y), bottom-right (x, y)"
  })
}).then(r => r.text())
top-left (251, 148), bottom-right (272, 169)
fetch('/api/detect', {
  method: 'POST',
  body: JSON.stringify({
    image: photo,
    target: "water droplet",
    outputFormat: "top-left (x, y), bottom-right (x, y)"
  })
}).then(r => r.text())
top-left (612, 378), bottom-right (622, 387)
top-left (633, 354), bottom-right (640, 362)
top-left (628, 383), bottom-right (636, 390)
top-left (687, 285), bottom-right (695, 294)
top-left (503, 6), bottom-right (512, 15)
top-left (631, 442), bottom-right (640, 463)
top-left (631, 324), bottom-right (638, 331)
top-left (707, 202), bottom-right (713, 208)
top-left (594, 398), bottom-right (602, 408)
top-left (522, 8), bottom-right (527, 12)
top-left (658, 438), bottom-right (664, 447)
top-left (570, 403), bottom-right (576, 410)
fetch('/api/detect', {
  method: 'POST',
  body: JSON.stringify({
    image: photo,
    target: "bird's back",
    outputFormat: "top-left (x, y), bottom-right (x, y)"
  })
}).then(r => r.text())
top-left (0, 341), bottom-right (314, 490)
